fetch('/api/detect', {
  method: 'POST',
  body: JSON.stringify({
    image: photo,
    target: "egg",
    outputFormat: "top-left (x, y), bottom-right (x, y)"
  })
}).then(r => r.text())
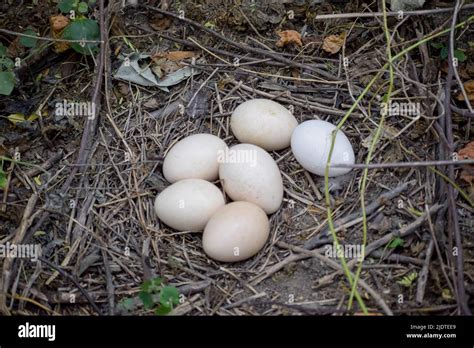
top-left (230, 99), bottom-right (298, 151)
top-left (163, 134), bottom-right (228, 183)
top-left (291, 120), bottom-right (355, 177)
top-left (154, 179), bottom-right (225, 231)
top-left (202, 202), bottom-right (269, 262)
top-left (218, 144), bottom-right (283, 214)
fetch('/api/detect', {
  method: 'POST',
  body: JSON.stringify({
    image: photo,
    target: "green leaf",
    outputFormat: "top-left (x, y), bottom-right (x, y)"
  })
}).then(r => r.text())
top-left (140, 279), bottom-right (152, 292)
top-left (88, 0), bottom-right (96, 3)
top-left (398, 272), bottom-right (417, 287)
top-left (204, 21), bottom-right (216, 29)
top-left (62, 18), bottom-right (99, 55)
top-left (440, 46), bottom-right (449, 60)
top-left (19, 28), bottom-right (38, 48)
top-left (77, 1), bottom-right (89, 13)
top-left (155, 303), bottom-right (172, 316)
top-left (0, 56), bottom-right (14, 70)
top-left (431, 42), bottom-right (444, 49)
top-left (140, 277), bottom-right (163, 293)
top-left (150, 277), bottom-right (162, 289)
top-left (0, 43), bottom-right (7, 57)
top-left (159, 286), bottom-right (179, 308)
top-left (119, 298), bottom-right (136, 311)
top-left (454, 49), bottom-right (467, 62)
top-left (7, 113), bottom-right (26, 125)
top-left (388, 237), bottom-right (404, 249)
top-left (0, 165), bottom-right (7, 189)
top-left (438, 46), bottom-right (467, 62)
top-left (0, 71), bottom-right (14, 95)
top-left (138, 291), bottom-right (154, 309)
top-left (58, 0), bottom-right (78, 13)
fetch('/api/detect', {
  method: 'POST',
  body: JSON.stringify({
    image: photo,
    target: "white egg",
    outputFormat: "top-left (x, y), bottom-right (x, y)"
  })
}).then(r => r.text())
top-left (203, 201), bottom-right (269, 262)
top-left (230, 99), bottom-right (298, 151)
top-left (154, 179), bottom-right (225, 231)
top-left (163, 134), bottom-right (228, 183)
top-left (291, 120), bottom-right (355, 177)
top-left (218, 144), bottom-right (283, 214)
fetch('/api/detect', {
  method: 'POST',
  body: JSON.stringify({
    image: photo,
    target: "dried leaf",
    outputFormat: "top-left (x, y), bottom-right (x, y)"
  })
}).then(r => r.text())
top-left (7, 113), bottom-right (26, 124)
top-left (459, 141), bottom-right (474, 184)
top-left (302, 34), bottom-right (323, 46)
top-left (50, 14), bottom-right (70, 53)
top-left (442, 288), bottom-right (454, 301)
top-left (276, 30), bottom-right (302, 48)
top-left (33, 175), bottom-right (42, 186)
top-left (153, 51), bottom-right (197, 62)
top-left (456, 80), bottom-right (474, 101)
top-left (459, 141), bottom-right (474, 160)
top-left (150, 14), bottom-right (172, 31)
top-left (7, 113), bottom-right (38, 125)
top-left (466, 62), bottom-right (474, 79)
top-left (151, 52), bottom-right (197, 77)
top-left (322, 33), bottom-right (346, 54)
top-left (143, 98), bottom-right (160, 109)
top-left (50, 14), bottom-right (69, 32)
top-left (114, 53), bottom-right (198, 91)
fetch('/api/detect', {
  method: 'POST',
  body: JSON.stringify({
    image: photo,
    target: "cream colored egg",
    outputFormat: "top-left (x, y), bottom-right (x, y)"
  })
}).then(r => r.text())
top-left (291, 120), bottom-right (355, 177)
top-left (230, 99), bottom-right (298, 151)
top-left (154, 179), bottom-right (225, 231)
top-left (163, 134), bottom-right (228, 183)
top-left (218, 143), bottom-right (283, 214)
top-left (203, 202), bottom-right (269, 262)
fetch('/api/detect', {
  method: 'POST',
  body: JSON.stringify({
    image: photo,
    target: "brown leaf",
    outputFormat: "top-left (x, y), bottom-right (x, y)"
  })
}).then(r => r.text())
top-left (50, 14), bottom-right (69, 32)
top-left (322, 33), bottom-right (345, 54)
top-left (466, 62), bottom-right (474, 79)
top-left (459, 141), bottom-right (474, 160)
top-left (459, 141), bottom-right (474, 184)
top-left (456, 80), bottom-right (474, 101)
top-left (276, 30), bottom-right (302, 48)
top-left (50, 15), bottom-right (70, 53)
top-left (460, 169), bottom-right (474, 185)
top-left (151, 51), bottom-right (197, 76)
top-left (150, 13), bottom-right (172, 31)
top-left (152, 51), bottom-right (197, 62)
top-left (302, 34), bottom-right (323, 46)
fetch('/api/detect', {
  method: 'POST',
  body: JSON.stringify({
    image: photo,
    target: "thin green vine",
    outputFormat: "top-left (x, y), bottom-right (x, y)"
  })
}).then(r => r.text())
top-left (323, 13), bottom-right (473, 314)
top-left (348, 0), bottom-right (394, 310)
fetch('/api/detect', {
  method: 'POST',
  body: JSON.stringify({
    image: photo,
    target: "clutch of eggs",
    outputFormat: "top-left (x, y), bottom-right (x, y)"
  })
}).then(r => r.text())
top-left (154, 99), bottom-right (356, 263)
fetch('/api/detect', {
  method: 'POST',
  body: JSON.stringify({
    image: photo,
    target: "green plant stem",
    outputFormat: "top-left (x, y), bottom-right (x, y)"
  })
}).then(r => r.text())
top-left (0, 156), bottom-right (49, 177)
top-left (348, 0), bottom-right (394, 310)
top-left (323, 14), bottom-right (473, 314)
top-left (430, 167), bottom-right (473, 207)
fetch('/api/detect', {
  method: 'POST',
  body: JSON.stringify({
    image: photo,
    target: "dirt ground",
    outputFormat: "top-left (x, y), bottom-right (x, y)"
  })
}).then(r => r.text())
top-left (0, 0), bottom-right (473, 316)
